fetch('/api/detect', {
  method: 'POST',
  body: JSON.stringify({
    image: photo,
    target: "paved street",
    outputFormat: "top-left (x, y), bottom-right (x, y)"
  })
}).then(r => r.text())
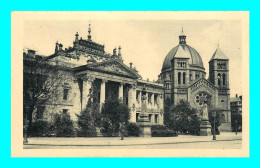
top-left (24, 132), bottom-right (242, 149)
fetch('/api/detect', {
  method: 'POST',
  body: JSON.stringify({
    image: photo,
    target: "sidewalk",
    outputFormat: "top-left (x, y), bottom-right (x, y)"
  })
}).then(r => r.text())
top-left (24, 132), bottom-right (242, 147)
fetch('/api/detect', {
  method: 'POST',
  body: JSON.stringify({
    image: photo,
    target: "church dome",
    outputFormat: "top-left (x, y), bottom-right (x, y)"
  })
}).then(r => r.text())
top-left (162, 30), bottom-right (204, 71)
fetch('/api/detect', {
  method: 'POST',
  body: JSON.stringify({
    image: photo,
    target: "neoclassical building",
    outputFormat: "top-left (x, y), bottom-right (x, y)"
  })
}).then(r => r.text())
top-left (25, 24), bottom-right (164, 126)
top-left (24, 25), bottom-right (232, 131)
top-left (159, 29), bottom-right (231, 131)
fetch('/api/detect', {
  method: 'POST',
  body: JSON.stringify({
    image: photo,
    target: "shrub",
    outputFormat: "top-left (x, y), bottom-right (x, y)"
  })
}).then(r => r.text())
top-left (28, 120), bottom-right (49, 137)
top-left (127, 123), bottom-right (141, 137)
top-left (151, 125), bottom-right (178, 137)
top-left (77, 108), bottom-right (97, 137)
top-left (101, 99), bottom-right (130, 136)
top-left (100, 118), bottom-right (114, 137)
top-left (53, 113), bottom-right (75, 137)
top-left (165, 100), bottom-right (200, 135)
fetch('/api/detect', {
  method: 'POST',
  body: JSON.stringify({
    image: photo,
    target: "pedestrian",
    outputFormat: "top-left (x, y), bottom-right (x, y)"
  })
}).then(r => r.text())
top-left (119, 122), bottom-right (126, 140)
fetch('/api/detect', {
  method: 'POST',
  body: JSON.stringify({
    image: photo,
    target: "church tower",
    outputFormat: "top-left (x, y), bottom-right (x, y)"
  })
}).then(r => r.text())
top-left (208, 45), bottom-right (231, 131)
top-left (171, 28), bottom-right (190, 105)
top-left (208, 45), bottom-right (229, 89)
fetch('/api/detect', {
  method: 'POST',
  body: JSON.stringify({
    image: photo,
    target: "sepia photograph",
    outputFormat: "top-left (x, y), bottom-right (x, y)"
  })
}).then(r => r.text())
top-left (11, 11), bottom-right (249, 157)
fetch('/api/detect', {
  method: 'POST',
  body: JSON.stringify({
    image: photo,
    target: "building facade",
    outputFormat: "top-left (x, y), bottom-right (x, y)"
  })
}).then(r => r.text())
top-left (230, 94), bottom-right (242, 131)
top-left (159, 29), bottom-right (231, 131)
top-left (24, 24), bottom-right (164, 126)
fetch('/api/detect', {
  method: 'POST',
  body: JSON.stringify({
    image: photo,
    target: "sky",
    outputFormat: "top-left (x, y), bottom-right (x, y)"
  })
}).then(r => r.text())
top-left (23, 19), bottom-right (242, 97)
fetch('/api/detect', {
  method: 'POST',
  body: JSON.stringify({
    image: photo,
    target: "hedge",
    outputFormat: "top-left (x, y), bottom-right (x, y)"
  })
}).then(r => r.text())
top-left (151, 125), bottom-right (178, 137)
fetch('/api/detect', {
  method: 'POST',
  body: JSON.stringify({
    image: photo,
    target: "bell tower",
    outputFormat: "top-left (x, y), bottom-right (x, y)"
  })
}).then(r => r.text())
top-left (209, 45), bottom-right (229, 89)
top-left (171, 28), bottom-right (190, 105)
top-left (209, 45), bottom-right (231, 131)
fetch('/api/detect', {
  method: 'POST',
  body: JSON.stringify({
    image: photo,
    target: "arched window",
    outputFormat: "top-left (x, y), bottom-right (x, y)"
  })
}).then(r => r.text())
top-left (218, 73), bottom-right (221, 85)
top-left (178, 72), bottom-right (181, 84)
top-left (223, 73), bottom-right (226, 85)
top-left (183, 72), bottom-right (186, 84)
top-left (190, 74), bottom-right (192, 81)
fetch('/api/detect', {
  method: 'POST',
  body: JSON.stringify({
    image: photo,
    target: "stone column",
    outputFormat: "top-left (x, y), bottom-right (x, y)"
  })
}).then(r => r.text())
top-left (82, 77), bottom-right (93, 111)
top-left (128, 84), bottom-right (137, 123)
top-left (118, 83), bottom-right (124, 101)
top-left (151, 114), bottom-right (154, 124)
top-left (159, 93), bottom-right (164, 125)
top-left (100, 79), bottom-right (107, 108)
top-left (139, 91), bottom-right (142, 107)
top-left (151, 93), bottom-right (154, 108)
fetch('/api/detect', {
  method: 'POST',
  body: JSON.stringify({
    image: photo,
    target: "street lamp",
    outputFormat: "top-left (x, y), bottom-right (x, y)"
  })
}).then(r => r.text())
top-left (235, 118), bottom-right (238, 135)
top-left (23, 111), bottom-right (28, 144)
top-left (212, 111), bottom-right (216, 140)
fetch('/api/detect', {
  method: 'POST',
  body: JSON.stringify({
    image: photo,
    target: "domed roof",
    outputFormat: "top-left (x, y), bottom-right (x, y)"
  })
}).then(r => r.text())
top-left (162, 29), bottom-right (205, 72)
top-left (162, 44), bottom-right (204, 71)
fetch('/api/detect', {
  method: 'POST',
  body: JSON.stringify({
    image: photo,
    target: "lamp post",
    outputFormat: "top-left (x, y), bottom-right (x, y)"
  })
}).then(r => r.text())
top-left (235, 118), bottom-right (238, 135)
top-left (212, 111), bottom-right (216, 140)
top-left (23, 111), bottom-right (28, 144)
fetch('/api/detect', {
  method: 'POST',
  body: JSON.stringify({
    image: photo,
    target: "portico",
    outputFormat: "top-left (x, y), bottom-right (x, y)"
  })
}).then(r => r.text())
top-left (73, 59), bottom-right (164, 125)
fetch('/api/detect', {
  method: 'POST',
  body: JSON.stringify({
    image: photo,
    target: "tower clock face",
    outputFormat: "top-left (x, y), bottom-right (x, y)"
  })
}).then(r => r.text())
top-left (195, 93), bottom-right (208, 107)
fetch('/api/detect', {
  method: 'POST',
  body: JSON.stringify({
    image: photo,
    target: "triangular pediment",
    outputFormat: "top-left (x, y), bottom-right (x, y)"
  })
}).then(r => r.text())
top-left (83, 60), bottom-right (141, 79)
top-left (189, 78), bottom-right (217, 93)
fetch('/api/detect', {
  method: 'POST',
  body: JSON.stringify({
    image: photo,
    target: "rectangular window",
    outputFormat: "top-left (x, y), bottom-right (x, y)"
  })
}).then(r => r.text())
top-left (63, 109), bottom-right (68, 114)
top-left (136, 91), bottom-right (140, 103)
top-left (148, 93), bottom-right (152, 104)
top-left (37, 106), bottom-right (44, 119)
top-left (154, 114), bottom-right (158, 123)
top-left (136, 113), bottom-right (140, 122)
top-left (63, 88), bottom-right (69, 100)
top-left (149, 114), bottom-right (153, 122)
top-left (154, 94), bottom-right (158, 105)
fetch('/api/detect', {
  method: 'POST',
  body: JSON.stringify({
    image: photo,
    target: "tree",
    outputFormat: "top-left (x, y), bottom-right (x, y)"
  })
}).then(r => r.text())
top-left (165, 100), bottom-right (200, 135)
top-left (53, 112), bottom-right (75, 137)
top-left (23, 50), bottom-right (64, 136)
top-left (231, 113), bottom-right (242, 132)
top-left (163, 97), bottom-right (172, 125)
top-left (101, 99), bottom-right (130, 136)
top-left (76, 81), bottom-right (102, 137)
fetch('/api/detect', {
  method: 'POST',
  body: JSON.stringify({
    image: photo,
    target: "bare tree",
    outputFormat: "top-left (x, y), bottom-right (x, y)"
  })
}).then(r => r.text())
top-left (23, 50), bottom-right (61, 135)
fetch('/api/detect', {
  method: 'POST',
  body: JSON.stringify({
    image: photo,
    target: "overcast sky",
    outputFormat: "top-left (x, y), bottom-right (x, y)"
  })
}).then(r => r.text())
top-left (23, 19), bottom-right (242, 97)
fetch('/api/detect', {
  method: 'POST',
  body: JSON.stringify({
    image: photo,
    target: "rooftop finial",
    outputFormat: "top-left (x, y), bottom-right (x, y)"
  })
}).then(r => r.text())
top-left (179, 27), bottom-right (186, 44)
top-left (118, 46), bottom-right (121, 56)
top-left (88, 22), bottom-right (92, 41)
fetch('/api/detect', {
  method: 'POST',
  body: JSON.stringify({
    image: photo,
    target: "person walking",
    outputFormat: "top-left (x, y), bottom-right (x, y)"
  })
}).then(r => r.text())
top-left (119, 122), bottom-right (126, 140)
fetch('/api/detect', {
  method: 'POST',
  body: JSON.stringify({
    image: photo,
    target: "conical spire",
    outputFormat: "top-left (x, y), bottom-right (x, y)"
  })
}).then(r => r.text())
top-left (209, 44), bottom-right (229, 61)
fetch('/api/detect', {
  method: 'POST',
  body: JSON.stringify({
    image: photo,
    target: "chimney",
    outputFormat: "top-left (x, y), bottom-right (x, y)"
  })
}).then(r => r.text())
top-left (129, 62), bottom-right (133, 68)
top-left (236, 94), bottom-right (238, 97)
top-left (75, 32), bottom-right (79, 42)
top-left (113, 48), bottom-right (117, 56)
top-left (55, 41), bottom-right (59, 53)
